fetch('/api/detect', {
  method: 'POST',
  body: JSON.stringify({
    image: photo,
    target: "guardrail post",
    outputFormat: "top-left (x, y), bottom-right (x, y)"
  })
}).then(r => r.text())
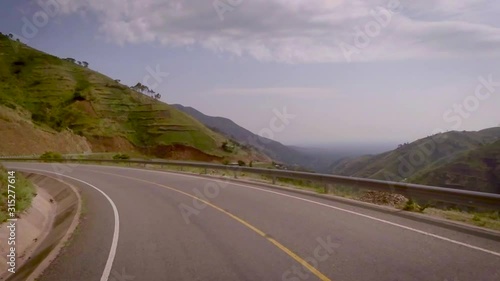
top-left (233, 170), bottom-right (238, 179)
top-left (323, 183), bottom-right (329, 194)
top-left (272, 176), bottom-right (276, 185)
top-left (204, 168), bottom-right (208, 174)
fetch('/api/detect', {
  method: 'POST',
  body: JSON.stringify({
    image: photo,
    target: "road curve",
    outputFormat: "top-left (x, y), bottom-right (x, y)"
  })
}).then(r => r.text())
top-left (4, 162), bottom-right (500, 281)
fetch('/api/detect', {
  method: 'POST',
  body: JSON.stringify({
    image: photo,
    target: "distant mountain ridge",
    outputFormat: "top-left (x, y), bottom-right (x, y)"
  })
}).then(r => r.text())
top-left (172, 104), bottom-right (314, 169)
top-left (330, 128), bottom-right (500, 193)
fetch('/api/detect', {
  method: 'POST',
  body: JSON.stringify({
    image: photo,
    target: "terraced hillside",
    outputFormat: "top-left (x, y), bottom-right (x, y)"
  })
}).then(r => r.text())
top-left (0, 34), bottom-right (264, 162)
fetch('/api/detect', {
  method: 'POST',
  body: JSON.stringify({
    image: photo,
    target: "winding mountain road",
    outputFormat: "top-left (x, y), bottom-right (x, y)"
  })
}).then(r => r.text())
top-left (4, 162), bottom-right (500, 281)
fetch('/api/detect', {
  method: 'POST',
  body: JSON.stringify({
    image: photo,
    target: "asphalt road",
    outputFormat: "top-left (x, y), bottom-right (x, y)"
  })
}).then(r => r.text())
top-left (4, 162), bottom-right (500, 281)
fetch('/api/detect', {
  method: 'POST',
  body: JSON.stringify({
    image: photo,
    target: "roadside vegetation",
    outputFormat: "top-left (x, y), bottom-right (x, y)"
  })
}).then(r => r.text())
top-left (40, 151), bottom-right (63, 161)
top-left (0, 164), bottom-right (36, 222)
top-left (423, 209), bottom-right (500, 231)
top-left (113, 153), bottom-right (131, 160)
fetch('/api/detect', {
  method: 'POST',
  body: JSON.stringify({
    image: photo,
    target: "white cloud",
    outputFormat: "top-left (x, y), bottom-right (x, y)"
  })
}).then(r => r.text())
top-left (56, 0), bottom-right (500, 63)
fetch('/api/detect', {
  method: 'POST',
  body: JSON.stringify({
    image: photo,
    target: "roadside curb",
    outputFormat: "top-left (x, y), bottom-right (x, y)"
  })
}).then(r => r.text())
top-left (0, 173), bottom-right (82, 281)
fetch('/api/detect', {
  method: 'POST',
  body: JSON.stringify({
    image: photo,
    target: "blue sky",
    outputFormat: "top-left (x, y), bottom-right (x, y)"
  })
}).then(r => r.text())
top-left (1, 0), bottom-right (500, 146)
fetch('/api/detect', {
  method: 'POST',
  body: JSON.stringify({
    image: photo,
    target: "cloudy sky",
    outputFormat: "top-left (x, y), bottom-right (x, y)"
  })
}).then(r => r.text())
top-left (1, 0), bottom-right (500, 146)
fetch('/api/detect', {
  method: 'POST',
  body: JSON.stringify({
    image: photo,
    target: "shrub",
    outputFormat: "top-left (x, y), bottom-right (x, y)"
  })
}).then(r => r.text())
top-left (472, 214), bottom-right (482, 222)
top-left (12, 60), bottom-right (26, 66)
top-left (73, 91), bottom-right (86, 101)
top-left (221, 141), bottom-right (235, 153)
top-left (5, 103), bottom-right (16, 109)
top-left (32, 113), bottom-right (46, 123)
top-left (237, 160), bottom-right (246, 166)
top-left (40, 151), bottom-right (63, 161)
top-left (113, 153), bottom-right (130, 160)
top-left (402, 199), bottom-right (428, 213)
top-left (487, 211), bottom-right (500, 220)
top-left (30, 80), bottom-right (42, 87)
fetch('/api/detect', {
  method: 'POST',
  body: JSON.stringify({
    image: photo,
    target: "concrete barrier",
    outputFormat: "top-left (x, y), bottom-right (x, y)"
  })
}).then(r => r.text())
top-left (0, 173), bottom-right (81, 281)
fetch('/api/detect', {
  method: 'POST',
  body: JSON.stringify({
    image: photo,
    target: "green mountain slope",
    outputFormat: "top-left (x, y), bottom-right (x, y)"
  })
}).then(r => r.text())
top-left (330, 128), bottom-right (500, 193)
top-left (0, 34), bottom-right (261, 162)
top-left (410, 140), bottom-right (500, 193)
top-left (172, 104), bottom-right (312, 168)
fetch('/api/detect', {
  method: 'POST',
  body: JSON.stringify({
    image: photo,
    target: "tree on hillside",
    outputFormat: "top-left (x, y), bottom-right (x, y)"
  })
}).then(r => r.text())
top-left (115, 79), bottom-right (121, 83)
top-left (398, 143), bottom-right (411, 149)
top-left (131, 82), bottom-right (148, 93)
top-left (221, 141), bottom-right (235, 152)
top-left (61, 58), bottom-right (88, 67)
top-left (131, 82), bottom-right (162, 100)
top-left (8, 33), bottom-right (13, 39)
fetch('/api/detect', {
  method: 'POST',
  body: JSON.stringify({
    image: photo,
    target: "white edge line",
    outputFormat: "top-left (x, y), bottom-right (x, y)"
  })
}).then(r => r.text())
top-left (12, 167), bottom-right (120, 281)
top-left (87, 165), bottom-right (500, 258)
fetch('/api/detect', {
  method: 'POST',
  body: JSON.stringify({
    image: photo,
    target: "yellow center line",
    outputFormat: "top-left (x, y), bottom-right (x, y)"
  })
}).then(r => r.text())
top-left (93, 169), bottom-right (332, 281)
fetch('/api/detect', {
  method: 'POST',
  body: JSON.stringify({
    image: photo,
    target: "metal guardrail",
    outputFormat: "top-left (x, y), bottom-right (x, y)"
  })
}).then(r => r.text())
top-left (2, 158), bottom-right (500, 210)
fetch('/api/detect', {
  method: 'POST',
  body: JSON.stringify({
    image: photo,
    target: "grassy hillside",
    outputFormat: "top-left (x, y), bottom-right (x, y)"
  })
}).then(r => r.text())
top-left (330, 128), bottom-right (500, 193)
top-left (0, 34), bottom-right (262, 162)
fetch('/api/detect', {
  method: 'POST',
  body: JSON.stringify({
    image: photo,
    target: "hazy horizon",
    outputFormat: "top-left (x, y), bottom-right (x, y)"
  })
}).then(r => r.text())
top-left (177, 103), bottom-right (498, 149)
top-left (2, 0), bottom-right (500, 145)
